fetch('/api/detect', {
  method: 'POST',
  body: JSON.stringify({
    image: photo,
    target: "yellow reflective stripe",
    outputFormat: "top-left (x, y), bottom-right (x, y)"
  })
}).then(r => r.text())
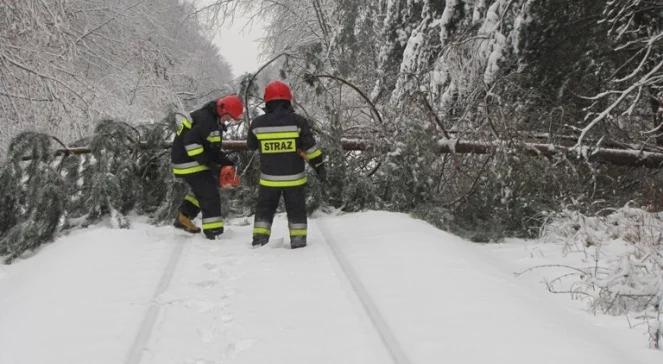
top-left (290, 229), bottom-right (307, 237)
top-left (207, 136), bottom-right (222, 143)
top-left (184, 194), bottom-right (200, 208)
top-left (253, 227), bottom-right (271, 236)
top-left (202, 221), bottom-right (224, 230)
top-left (255, 132), bottom-right (300, 140)
top-left (173, 165), bottom-right (210, 175)
top-left (305, 149), bottom-right (322, 160)
top-left (259, 177), bottom-right (307, 187)
top-left (187, 147), bottom-right (204, 157)
top-left (182, 118), bottom-right (192, 129)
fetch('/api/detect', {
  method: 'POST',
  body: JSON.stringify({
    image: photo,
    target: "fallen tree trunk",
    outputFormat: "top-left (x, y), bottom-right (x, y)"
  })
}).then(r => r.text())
top-left (50, 138), bottom-right (369, 156)
top-left (47, 138), bottom-right (663, 168)
top-left (436, 139), bottom-right (663, 168)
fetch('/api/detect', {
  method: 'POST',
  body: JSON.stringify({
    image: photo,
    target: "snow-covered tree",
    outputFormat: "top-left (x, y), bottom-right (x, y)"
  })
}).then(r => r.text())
top-left (226, 0), bottom-right (663, 238)
top-left (0, 0), bottom-right (233, 151)
top-left (0, 0), bottom-right (237, 261)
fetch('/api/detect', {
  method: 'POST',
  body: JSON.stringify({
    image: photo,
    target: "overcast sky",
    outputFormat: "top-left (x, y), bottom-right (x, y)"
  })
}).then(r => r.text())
top-left (213, 18), bottom-right (266, 78)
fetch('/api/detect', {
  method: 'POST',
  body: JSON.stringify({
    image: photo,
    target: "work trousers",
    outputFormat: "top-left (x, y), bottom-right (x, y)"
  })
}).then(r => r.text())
top-left (252, 185), bottom-right (307, 242)
top-left (178, 171), bottom-right (224, 234)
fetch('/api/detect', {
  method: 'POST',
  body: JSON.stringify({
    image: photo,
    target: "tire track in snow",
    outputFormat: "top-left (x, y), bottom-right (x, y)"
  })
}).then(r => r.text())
top-left (315, 219), bottom-right (412, 364)
top-left (125, 236), bottom-right (186, 364)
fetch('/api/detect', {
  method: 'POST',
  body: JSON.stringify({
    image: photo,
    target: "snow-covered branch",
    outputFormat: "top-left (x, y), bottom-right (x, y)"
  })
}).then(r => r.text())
top-left (577, 59), bottom-right (663, 147)
top-left (0, 0), bottom-right (234, 150)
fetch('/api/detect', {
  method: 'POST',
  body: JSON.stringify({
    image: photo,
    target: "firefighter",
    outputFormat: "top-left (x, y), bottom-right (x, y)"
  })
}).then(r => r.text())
top-left (247, 80), bottom-right (325, 249)
top-left (171, 95), bottom-right (244, 240)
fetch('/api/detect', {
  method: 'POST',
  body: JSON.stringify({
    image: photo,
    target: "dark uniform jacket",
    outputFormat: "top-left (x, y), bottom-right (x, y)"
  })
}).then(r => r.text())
top-left (247, 107), bottom-right (323, 187)
top-left (171, 101), bottom-right (234, 176)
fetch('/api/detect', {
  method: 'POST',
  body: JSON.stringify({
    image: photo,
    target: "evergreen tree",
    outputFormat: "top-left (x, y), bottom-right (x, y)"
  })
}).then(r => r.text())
top-left (0, 133), bottom-right (65, 262)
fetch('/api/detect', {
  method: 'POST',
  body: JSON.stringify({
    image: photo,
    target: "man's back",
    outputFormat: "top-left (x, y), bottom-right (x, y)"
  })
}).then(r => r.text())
top-left (248, 108), bottom-right (317, 186)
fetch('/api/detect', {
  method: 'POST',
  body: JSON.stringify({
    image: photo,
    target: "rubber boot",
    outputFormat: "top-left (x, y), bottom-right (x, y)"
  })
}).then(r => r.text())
top-left (290, 237), bottom-right (307, 249)
top-left (204, 228), bottom-right (224, 240)
top-left (252, 235), bottom-right (269, 248)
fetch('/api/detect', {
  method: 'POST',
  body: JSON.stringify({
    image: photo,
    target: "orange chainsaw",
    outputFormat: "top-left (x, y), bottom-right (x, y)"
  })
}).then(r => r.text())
top-left (219, 165), bottom-right (240, 189)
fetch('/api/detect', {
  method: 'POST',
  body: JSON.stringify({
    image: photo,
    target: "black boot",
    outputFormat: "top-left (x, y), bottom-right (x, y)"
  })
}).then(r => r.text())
top-left (204, 227), bottom-right (223, 240)
top-left (290, 237), bottom-right (307, 249)
top-left (252, 235), bottom-right (269, 248)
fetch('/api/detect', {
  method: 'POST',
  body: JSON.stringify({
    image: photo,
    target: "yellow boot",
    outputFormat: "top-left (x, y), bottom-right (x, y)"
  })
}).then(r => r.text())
top-left (173, 212), bottom-right (201, 234)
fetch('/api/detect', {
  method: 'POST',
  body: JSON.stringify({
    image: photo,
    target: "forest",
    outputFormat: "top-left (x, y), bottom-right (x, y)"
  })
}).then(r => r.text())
top-left (1, 0), bottom-right (662, 344)
top-left (2, 0), bottom-right (662, 248)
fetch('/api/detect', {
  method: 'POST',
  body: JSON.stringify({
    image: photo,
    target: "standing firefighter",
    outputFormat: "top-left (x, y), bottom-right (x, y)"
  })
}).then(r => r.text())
top-left (247, 81), bottom-right (325, 249)
top-left (171, 95), bottom-right (244, 240)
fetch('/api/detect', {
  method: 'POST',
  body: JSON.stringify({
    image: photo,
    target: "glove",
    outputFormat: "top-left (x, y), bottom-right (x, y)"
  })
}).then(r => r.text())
top-left (219, 165), bottom-right (240, 189)
top-left (314, 163), bottom-right (326, 183)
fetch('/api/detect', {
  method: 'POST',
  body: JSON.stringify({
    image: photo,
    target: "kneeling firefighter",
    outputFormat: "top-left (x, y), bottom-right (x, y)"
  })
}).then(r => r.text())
top-left (171, 95), bottom-right (244, 239)
top-left (247, 80), bottom-right (325, 249)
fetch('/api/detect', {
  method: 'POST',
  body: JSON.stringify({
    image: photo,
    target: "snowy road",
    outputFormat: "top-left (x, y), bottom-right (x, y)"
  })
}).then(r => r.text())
top-left (0, 211), bottom-right (660, 364)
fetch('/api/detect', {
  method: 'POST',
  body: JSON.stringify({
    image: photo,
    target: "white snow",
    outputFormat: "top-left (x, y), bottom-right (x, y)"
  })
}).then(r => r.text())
top-left (439, 0), bottom-right (458, 43)
top-left (477, 0), bottom-right (509, 86)
top-left (437, 138), bottom-right (459, 153)
top-left (513, 0), bottom-right (536, 58)
top-left (0, 211), bottom-right (661, 364)
top-left (472, 0), bottom-right (488, 25)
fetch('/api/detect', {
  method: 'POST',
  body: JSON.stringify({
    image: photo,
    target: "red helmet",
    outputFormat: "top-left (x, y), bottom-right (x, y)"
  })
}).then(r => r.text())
top-left (264, 80), bottom-right (292, 102)
top-left (216, 95), bottom-right (244, 120)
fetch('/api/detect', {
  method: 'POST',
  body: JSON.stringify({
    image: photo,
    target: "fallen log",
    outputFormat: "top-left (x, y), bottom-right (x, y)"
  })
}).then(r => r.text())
top-left (436, 139), bottom-right (663, 169)
top-left (45, 138), bottom-right (663, 168)
top-left (49, 138), bottom-right (368, 156)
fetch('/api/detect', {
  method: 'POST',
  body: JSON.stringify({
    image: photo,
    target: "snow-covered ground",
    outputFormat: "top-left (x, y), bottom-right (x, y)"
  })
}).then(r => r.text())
top-left (0, 211), bottom-right (660, 364)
